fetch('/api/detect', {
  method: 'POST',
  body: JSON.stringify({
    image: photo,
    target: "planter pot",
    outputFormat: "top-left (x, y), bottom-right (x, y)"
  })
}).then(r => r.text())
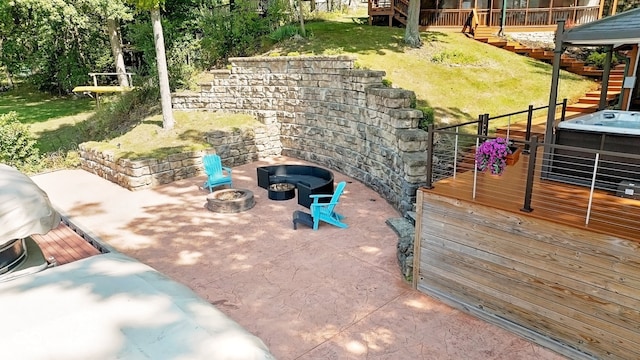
top-left (506, 146), bottom-right (521, 166)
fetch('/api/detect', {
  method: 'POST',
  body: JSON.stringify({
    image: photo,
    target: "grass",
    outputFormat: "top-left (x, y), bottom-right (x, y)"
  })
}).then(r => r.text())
top-left (0, 85), bottom-right (95, 153)
top-left (82, 111), bottom-right (261, 160)
top-left (267, 17), bottom-right (596, 127)
top-left (0, 85), bottom-right (94, 124)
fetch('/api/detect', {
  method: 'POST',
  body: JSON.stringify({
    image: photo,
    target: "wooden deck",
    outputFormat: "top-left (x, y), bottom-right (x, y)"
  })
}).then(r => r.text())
top-left (416, 148), bottom-right (640, 359)
top-left (31, 223), bottom-right (102, 266)
top-left (426, 148), bottom-right (640, 242)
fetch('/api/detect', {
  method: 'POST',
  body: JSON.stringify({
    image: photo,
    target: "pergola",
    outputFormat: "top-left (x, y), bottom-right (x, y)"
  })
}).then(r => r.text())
top-left (545, 8), bottom-right (640, 145)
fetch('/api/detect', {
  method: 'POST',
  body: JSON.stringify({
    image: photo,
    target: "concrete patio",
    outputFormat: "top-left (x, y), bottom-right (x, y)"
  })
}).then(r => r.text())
top-left (32, 156), bottom-right (566, 359)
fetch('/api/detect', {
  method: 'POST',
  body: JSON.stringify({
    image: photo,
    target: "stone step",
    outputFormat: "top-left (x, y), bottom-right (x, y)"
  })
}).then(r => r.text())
top-left (387, 217), bottom-right (415, 282)
top-left (405, 210), bottom-right (417, 226)
top-left (386, 217), bottom-right (415, 239)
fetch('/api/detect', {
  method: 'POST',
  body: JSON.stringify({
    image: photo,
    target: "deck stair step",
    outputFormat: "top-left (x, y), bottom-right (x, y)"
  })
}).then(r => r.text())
top-left (565, 103), bottom-right (598, 113)
top-left (495, 126), bottom-right (546, 142)
top-left (487, 39), bottom-right (508, 47)
top-left (578, 97), bottom-right (602, 104)
top-left (585, 91), bottom-right (620, 99)
top-left (503, 43), bottom-right (530, 52)
top-left (530, 51), bottom-right (554, 61)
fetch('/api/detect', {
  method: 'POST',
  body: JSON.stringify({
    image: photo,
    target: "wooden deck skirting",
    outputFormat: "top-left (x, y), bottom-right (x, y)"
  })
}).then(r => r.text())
top-left (31, 223), bottom-right (102, 266)
top-left (415, 152), bottom-right (640, 359)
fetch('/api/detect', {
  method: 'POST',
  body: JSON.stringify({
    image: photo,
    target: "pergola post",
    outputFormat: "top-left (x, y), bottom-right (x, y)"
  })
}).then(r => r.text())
top-left (542, 19), bottom-right (566, 178)
top-left (598, 46), bottom-right (613, 110)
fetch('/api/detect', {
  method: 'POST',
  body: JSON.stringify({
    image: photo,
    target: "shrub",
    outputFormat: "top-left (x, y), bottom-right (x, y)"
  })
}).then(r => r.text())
top-left (78, 86), bottom-right (160, 141)
top-left (199, 0), bottom-right (290, 67)
top-left (585, 49), bottom-right (624, 69)
top-left (269, 25), bottom-right (302, 42)
top-left (416, 106), bottom-right (435, 130)
top-left (0, 112), bottom-right (40, 169)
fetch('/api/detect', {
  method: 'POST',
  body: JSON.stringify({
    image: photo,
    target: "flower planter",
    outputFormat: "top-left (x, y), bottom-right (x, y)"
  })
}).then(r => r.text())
top-left (506, 146), bottom-right (521, 166)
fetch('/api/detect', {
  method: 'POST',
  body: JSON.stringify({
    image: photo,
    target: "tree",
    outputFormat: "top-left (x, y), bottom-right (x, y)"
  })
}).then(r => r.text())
top-left (295, 0), bottom-right (306, 37)
top-left (1, 0), bottom-right (112, 93)
top-left (404, 0), bottom-right (422, 48)
top-left (94, 0), bottom-right (133, 87)
top-left (128, 0), bottom-right (175, 130)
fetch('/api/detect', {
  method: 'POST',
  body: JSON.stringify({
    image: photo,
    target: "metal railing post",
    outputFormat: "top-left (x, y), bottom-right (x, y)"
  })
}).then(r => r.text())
top-left (524, 104), bottom-right (534, 154)
top-left (585, 153), bottom-right (600, 225)
top-left (453, 127), bottom-right (459, 179)
top-left (521, 135), bottom-right (538, 213)
top-left (560, 98), bottom-right (567, 122)
top-left (425, 124), bottom-right (435, 189)
top-left (477, 114), bottom-right (483, 136)
top-left (483, 113), bottom-right (489, 137)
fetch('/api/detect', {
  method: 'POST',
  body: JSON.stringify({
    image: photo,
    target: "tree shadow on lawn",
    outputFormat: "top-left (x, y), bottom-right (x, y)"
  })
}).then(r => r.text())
top-left (0, 87), bottom-right (94, 124)
top-left (523, 58), bottom-right (593, 81)
top-left (277, 20), bottom-right (448, 56)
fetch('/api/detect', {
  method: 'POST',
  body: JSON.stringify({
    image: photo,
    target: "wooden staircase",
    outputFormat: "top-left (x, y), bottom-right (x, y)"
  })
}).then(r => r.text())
top-left (472, 26), bottom-right (626, 139)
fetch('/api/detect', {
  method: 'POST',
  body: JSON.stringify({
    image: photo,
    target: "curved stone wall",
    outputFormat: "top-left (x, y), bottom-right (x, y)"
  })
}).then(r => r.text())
top-left (172, 55), bottom-right (428, 214)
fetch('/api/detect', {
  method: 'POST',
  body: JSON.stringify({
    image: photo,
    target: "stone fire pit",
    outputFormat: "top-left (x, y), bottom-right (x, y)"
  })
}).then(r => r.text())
top-left (206, 189), bottom-right (255, 213)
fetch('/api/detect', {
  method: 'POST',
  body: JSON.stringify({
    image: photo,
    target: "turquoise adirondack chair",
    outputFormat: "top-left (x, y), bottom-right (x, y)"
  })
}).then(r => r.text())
top-left (309, 181), bottom-right (347, 230)
top-left (202, 154), bottom-right (232, 192)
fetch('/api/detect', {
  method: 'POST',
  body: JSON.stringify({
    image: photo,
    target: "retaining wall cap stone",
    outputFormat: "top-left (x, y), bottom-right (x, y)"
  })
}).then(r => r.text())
top-left (366, 87), bottom-right (415, 99)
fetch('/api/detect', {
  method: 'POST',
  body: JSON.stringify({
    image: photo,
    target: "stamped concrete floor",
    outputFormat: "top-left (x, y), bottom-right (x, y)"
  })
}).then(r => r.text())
top-left (32, 157), bottom-right (566, 360)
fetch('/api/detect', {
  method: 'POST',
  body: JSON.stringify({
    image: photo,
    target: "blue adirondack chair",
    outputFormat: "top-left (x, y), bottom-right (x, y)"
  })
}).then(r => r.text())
top-left (309, 181), bottom-right (347, 230)
top-left (202, 154), bottom-right (232, 192)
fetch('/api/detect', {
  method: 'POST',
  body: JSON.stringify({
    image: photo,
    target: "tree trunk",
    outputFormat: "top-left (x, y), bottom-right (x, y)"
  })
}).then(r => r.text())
top-left (404, 0), bottom-right (422, 48)
top-left (150, 8), bottom-right (175, 130)
top-left (0, 38), bottom-right (11, 87)
top-left (296, 0), bottom-right (306, 37)
top-left (107, 18), bottom-right (129, 87)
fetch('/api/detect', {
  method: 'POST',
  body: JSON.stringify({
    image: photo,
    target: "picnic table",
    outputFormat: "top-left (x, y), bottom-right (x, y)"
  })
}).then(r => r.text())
top-left (72, 72), bottom-right (135, 107)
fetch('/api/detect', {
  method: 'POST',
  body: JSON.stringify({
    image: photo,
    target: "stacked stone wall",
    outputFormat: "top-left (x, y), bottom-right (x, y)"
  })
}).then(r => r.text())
top-left (79, 125), bottom-right (279, 191)
top-left (79, 146), bottom-right (208, 191)
top-left (172, 55), bottom-right (428, 214)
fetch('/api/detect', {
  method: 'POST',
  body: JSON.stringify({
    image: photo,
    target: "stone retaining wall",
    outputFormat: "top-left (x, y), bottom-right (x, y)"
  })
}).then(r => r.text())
top-left (79, 124), bottom-right (280, 191)
top-left (79, 145), bottom-right (208, 191)
top-left (172, 55), bottom-right (428, 214)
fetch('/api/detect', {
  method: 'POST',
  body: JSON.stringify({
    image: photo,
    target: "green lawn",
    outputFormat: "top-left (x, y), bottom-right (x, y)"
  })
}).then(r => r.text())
top-left (0, 85), bottom-right (95, 153)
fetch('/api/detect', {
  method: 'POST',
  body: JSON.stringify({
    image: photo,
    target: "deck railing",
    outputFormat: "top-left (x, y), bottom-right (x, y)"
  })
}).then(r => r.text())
top-left (425, 111), bottom-right (640, 239)
top-left (414, 5), bottom-right (599, 27)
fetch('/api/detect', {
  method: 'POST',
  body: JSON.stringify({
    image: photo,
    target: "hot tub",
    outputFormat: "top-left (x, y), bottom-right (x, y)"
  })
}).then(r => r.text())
top-left (557, 110), bottom-right (640, 135)
top-left (549, 110), bottom-right (640, 191)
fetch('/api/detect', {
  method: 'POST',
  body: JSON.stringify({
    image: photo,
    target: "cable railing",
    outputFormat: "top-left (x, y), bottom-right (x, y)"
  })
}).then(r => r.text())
top-left (429, 100), bottom-right (566, 183)
top-left (425, 123), bottom-right (640, 239)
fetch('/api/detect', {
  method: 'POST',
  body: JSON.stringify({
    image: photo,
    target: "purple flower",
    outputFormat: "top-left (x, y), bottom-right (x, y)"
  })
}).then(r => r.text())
top-left (475, 137), bottom-right (512, 175)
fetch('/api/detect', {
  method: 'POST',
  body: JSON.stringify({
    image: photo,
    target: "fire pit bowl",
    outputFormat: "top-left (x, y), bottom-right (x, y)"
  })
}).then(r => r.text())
top-left (268, 183), bottom-right (296, 201)
top-left (206, 189), bottom-right (255, 213)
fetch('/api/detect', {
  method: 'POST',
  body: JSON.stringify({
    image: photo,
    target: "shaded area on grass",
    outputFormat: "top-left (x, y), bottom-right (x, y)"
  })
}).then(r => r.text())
top-left (0, 85), bottom-right (94, 124)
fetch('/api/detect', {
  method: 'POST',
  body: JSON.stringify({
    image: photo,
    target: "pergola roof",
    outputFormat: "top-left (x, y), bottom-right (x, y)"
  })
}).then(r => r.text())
top-left (562, 8), bottom-right (640, 46)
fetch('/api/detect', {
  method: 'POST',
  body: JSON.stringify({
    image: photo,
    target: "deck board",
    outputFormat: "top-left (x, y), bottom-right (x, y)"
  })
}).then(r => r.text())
top-left (31, 223), bottom-right (101, 266)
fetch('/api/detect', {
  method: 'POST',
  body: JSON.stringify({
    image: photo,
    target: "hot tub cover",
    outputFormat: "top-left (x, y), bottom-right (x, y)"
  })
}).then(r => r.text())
top-left (0, 164), bottom-right (60, 245)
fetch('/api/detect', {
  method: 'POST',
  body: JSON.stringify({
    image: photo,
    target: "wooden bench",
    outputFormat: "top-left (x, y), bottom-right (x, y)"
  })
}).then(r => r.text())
top-left (256, 165), bottom-right (334, 208)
